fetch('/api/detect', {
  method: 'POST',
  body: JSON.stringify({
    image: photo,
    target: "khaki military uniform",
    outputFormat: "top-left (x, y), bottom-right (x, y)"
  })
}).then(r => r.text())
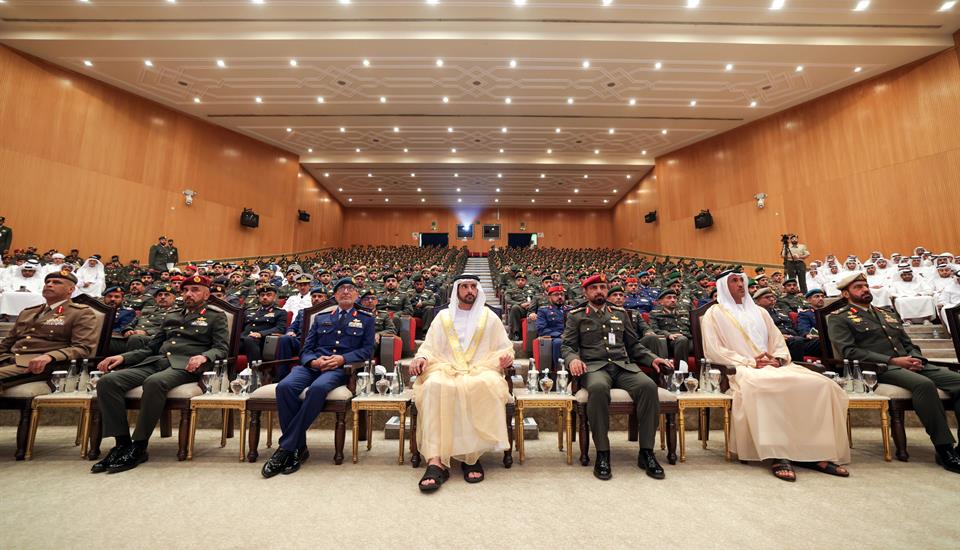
top-left (126, 305), bottom-right (175, 350)
top-left (626, 309), bottom-right (668, 358)
top-left (379, 290), bottom-right (409, 314)
top-left (649, 306), bottom-right (692, 364)
top-left (561, 303), bottom-right (661, 451)
top-left (96, 304), bottom-right (229, 442)
top-left (0, 300), bottom-right (99, 386)
top-left (373, 310), bottom-right (399, 344)
top-left (776, 293), bottom-right (806, 314)
top-left (505, 286), bottom-right (540, 339)
top-left (827, 303), bottom-right (960, 446)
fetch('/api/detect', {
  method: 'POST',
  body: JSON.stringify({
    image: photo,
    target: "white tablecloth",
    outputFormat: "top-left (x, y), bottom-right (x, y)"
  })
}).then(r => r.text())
top-left (0, 292), bottom-right (45, 317)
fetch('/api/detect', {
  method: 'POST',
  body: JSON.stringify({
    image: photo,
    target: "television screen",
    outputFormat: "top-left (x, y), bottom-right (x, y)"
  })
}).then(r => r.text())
top-left (482, 224), bottom-right (501, 239)
top-left (457, 224), bottom-right (474, 239)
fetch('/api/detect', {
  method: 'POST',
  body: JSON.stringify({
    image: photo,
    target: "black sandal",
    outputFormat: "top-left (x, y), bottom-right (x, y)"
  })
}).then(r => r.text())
top-left (797, 461), bottom-right (850, 477)
top-left (461, 461), bottom-right (485, 483)
top-left (418, 464), bottom-right (449, 493)
top-left (771, 460), bottom-right (796, 482)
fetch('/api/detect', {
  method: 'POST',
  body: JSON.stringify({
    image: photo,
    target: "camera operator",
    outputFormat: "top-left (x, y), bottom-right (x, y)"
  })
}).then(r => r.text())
top-left (782, 234), bottom-right (810, 293)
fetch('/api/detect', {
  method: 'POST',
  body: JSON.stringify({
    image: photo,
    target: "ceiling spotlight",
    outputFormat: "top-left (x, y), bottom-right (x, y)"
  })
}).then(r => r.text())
top-left (411, 173), bottom-right (416, 177)
top-left (594, 149), bottom-right (600, 155)
top-left (393, 127), bottom-right (401, 133)
top-left (796, 65), bottom-right (804, 72)
top-left (323, 173), bottom-right (330, 177)
top-left (144, 60), bottom-right (154, 67)
top-left (540, 174), bottom-right (546, 178)
top-left (255, 96), bottom-right (263, 103)
top-left (547, 149), bottom-right (553, 154)
top-left (340, 127), bottom-right (346, 132)
top-left (502, 127), bottom-right (508, 133)
top-left (83, 60), bottom-right (93, 67)
top-left (448, 127), bottom-right (454, 133)
top-left (661, 129), bottom-right (668, 135)
top-left (939, 1), bottom-right (957, 11)
top-left (555, 128), bottom-right (561, 133)
top-left (770, 0), bottom-right (786, 9)
top-left (654, 61), bottom-right (662, 70)
top-left (307, 148), bottom-right (313, 153)
top-left (626, 174), bottom-right (632, 179)
top-left (574, 188), bottom-right (580, 193)
top-left (567, 98), bottom-right (575, 104)
top-left (509, 59), bottom-right (518, 68)
top-left (505, 97), bottom-right (512, 104)
top-left (608, 128), bottom-right (615, 134)
top-left (454, 173), bottom-right (459, 177)
top-left (531, 199), bottom-right (535, 203)
top-left (535, 188), bottom-right (540, 192)
top-left (417, 187), bottom-right (422, 192)
top-left (497, 173), bottom-right (503, 178)
top-left (426, 0), bottom-right (439, 5)
top-left (458, 198), bottom-right (463, 203)
top-left (456, 187), bottom-right (461, 192)
top-left (725, 63), bottom-right (734, 71)
top-left (499, 148), bottom-right (505, 153)
top-left (641, 150), bottom-right (647, 155)
top-left (451, 148), bottom-right (457, 153)
top-left (379, 97), bottom-right (387, 103)
top-left (385, 198), bottom-right (390, 202)
top-left (317, 96), bottom-right (325, 103)
top-left (355, 148), bottom-right (361, 153)
top-left (496, 188), bottom-right (501, 192)
top-left (442, 96), bottom-right (450, 103)
top-left (193, 97), bottom-right (201, 104)
top-left (602, 0), bottom-right (614, 5)
top-left (338, 187), bottom-right (343, 192)
top-left (348, 198), bottom-right (353, 202)
top-left (854, 66), bottom-right (863, 73)
top-left (286, 127), bottom-right (292, 132)
top-left (750, 100), bottom-right (758, 107)
top-left (613, 189), bottom-right (618, 193)
top-left (567, 199), bottom-right (572, 203)
top-left (853, 1), bottom-right (870, 11)
top-left (216, 59), bottom-right (226, 68)
top-left (368, 173), bottom-right (374, 177)
top-left (404, 148), bottom-right (409, 153)
top-left (289, 59), bottom-right (298, 67)
top-left (252, 0), bottom-right (265, 4)
top-left (629, 98), bottom-right (637, 106)
top-left (339, 0), bottom-right (351, 4)
top-left (436, 59), bottom-right (444, 67)
top-left (690, 100), bottom-right (697, 107)
top-left (495, 198), bottom-right (500, 203)
top-left (514, 0), bottom-right (527, 5)
top-left (421, 198), bottom-right (426, 202)
top-left (582, 60), bottom-right (591, 69)
top-left (362, 59), bottom-right (371, 67)
top-left (687, 0), bottom-right (700, 7)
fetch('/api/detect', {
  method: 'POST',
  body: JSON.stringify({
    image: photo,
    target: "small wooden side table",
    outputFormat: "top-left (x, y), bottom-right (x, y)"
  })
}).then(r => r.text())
top-left (188, 394), bottom-right (248, 461)
top-left (27, 392), bottom-right (93, 460)
top-left (351, 391), bottom-right (412, 465)
top-left (846, 394), bottom-right (892, 461)
top-left (677, 393), bottom-right (732, 463)
top-left (515, 390), bottom-right (574, 465)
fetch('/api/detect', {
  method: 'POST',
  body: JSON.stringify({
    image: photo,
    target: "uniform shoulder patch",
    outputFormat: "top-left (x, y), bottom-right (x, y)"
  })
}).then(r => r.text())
top-left (67, 302), bottom-right (90, 310)
top-left (609, 305), bottom-right (627, 312)
top-left (568, 306), bottom-right (586, 314)
top-left (827, 305), bottom-right (851, 317)
top-left (357, 309), bottom-right (373, 316)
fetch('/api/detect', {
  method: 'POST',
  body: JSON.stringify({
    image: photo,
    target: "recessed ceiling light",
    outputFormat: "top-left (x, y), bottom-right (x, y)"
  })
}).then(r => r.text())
top-left (456, 187), bottom-right (461, 192)
top-left (426, 0), bottom-right (438, 4)
top-left (144, 60), bottom-right (154, 67)
top-left (339, 0), bottom-right (351, 4)
top-left (567, 98), bottom-right (575, 105)
top-left (458, 198), bottom-right (463, 203)
top-left (555, 128), bottom-right (561, 133)
top-left (348, 198), bottom-right (353, 202)
top-left (654, 62), bottom-right (662, 70)
top-left (854, 66), bottom-right (863, 73)
top-left (338, 187), bottom-right (343, 192)
top-left (379, 96), bottom-right (387, 103)
top-left (83, 60), bottom-right (93, 67)
top-left (547, 149), bottom-right (553, 154)
top-left (454, 173), bottom-right (459, 177)
top-left (505, 97), bottom-right (512, 104)
top-left (608, 128), bottom-right (615, 134)
top-left (436, 59), bottom-right (444, 67)
top-left (501, 127), bottom-right (508, 133)
top-left (421, 197), bottom-right (426, 202)
top-left (411, 173), bottom-right (416, 177)
top-left (255, 96), bottom-right (263, 103)
top-left (602, 0), bottom-right (614, 5)
top-left (362, 59), bottom-right (371, 67)
top-left (355, 148), bottom-right (361, 153)
top-left (939, 1), bottom-right (957, 11)
top-left (495, 198), bottom-right (500, 203)
top-left (514, 0), bottom-right (527, 5)
top-left (340, 127), bottom-right (346, 132)
top-left (629, 98), bottom-right (637, 106)
top-left (252, 0), bottom-right (265, 4)
top-left (641, 150), bottom-right (647, 155)
top-left (316, 96), bottom-right (325, 103)
top-left (451, 148), bottom-right (457, 153)
top-left (796, 65), bottom-right (804, 72)
top-left (540, 174), bottom-right (546, 178)
top-left (417, 187), bottom-right (422, 192)
top-left (594, 149), bottom-right (600, 155)
top-left (613, 189), bottom-right (618, 193)
top-left (442, 96), bottom-right (449, 103)
top-left (603, 199), bottom-right (609, 203)
top-left (368, 173), bottom-right (374, 177)
top-left (535, 188), bottom-right (540, 192)
top-left (690, 100), bottom-right (697, 107)
top-left (285, 127), bottom-right (292, 132)
top-left (167, 0), bottom-right (177, 4)
top-left (403, 148), bottom-right (409, 153)
top-left (750, 100), bottom-right (758, 107)
top-left (853, 1), bottom-right (870, 11)
top-left (307, 148), bottom-right (313, 153)
top-left (725, 63), bottom-right (734, 71)
top-left (323, 172), bottom-right (330, 177)
top-left (582, 60), bottom-right (591, 69)
top-left (499, 148), bottom-right (505, 153)
top-left (497, 173), bottom-right (503, 178)
top-left (687, 0), bottom-right (700, 7)
top-left (289, 59), bottom-right (298, 67)
top-left (770, 0), bottom-right (786, 9)
top-left (216, 59), bottom-right (226, 68)
top-left (448, 127), bottom-right (454, 133)
top-left (193, 97), bottom-right (201, 104)
top-left (574, 188), bottom-right (580, 193)
top-left (531, 199), bottom-right (535, 203)
top-left (509, 59), bottom-right (518, 68)
top-left (377, 186), bottom-right (382, 190)
top-left (385, 198), bottom-right (390, 202)
top-left (661, 129), bottom-right (668, 135)
top-left (496, 188), bottom-right (501, 192)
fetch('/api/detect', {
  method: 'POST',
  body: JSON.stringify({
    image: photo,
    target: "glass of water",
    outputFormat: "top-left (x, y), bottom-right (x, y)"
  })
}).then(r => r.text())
top-left (50, 370), bottom-right (68, 394)
top-left (671, 371), bottom-right (685, 394)
top-left (87, 370), bottom-right (102, 393)
top-left (862, 371), bottom-right (878, 394)
top-left (238, 371), bottom-right (252, 395)
top-left (707, 369), bottom-right (722, 394)
top-left (201, 371), bottom-right (217, 394)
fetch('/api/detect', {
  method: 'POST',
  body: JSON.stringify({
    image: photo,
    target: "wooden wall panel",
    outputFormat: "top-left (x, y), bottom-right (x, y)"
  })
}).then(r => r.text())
top-left (0, 46), bottom-right (304, 262)
top-left (610, 171), bottom-right (661, 253)
top-left (342, 207), bottom-right (613, 252)
top-left (292, 171), bottom-right (344, 251)
top-left (614, 46), bottom-right (960, 264)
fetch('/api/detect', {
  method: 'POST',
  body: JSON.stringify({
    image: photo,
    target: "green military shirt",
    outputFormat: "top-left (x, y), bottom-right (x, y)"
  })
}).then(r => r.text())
top-left (826, 303), bottom-right (923, 366)
top-left (649, 306), bottom-right (692, 338)
top-left (776, 293), bottom-right (806, 313)
top-left (120, 303), bottom-right (229, 371)
top-left (379, 290), bottom-right (409, 314)
top-left (374, 310), bottom-right (398, 339)
top-left (122, 293), bottom-right (155, 312)
top-left (505, 286), bottom-right (539, 307)
top-left (561, 303), bottom-right (658, 373)
top-left (130, 305), bottom-right (175, 336)
top-left (406, 289), bottom-right (436, 315)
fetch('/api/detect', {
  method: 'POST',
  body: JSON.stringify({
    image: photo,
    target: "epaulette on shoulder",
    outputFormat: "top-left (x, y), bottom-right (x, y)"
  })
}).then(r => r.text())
top-left (568, 305), bottom-right (586, 314)
top-left (67, 302), bottom-right (90, 309)
top-left (827, 305), bottom-right (850, 316)
top-left (357, 309), bottom-right (373, 316)
top-left (609, 305), bottom-right (627, 312)
top-left (22, 303), bottom-right (44, 312)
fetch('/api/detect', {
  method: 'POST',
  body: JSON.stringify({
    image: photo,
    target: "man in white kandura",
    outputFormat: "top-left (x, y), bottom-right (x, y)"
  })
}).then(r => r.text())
top-left (408, 275), bottom-right (514, 493)
top-left (700, 271), bottom-right (850, 482)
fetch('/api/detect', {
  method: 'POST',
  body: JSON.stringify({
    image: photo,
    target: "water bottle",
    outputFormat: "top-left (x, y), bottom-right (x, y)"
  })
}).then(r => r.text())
top-left (699, 358), bottom-right (712, 393)
top-left (78, 359), bottom-right (91, 394)
top-left (65, 359), bottom-right (80, 393)
top-left (841, 359), bottom-right (853, 393)
top-left (851, 360), bottom-right (865, 394)
top-left (213, 360), bottom-right (224, 394)
top-left (394, 361), bottom-right (405, 393)
top-left (527, 364), bottom-right (539, 393)
top-left (250, 361), bottom-right (262, 392)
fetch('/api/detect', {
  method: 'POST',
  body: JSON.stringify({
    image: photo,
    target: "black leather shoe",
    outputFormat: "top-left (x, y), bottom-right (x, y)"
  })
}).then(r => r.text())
top-left (935, 447), bottom-right (960, 474)
top-left (297, 445), bottom-right (309, 463)
top-left (91, 445), bottom-right (127, 474)
top-left (282, 450), bottom-right (302, 475)
top-left (639, 449), bottom-right (666, 480)
top-left (261, 449), bottom-right (292, 479)
top-left (593, 451), bottom-right (612, 480)
top-left (107, 445), bottom-right (148, 474)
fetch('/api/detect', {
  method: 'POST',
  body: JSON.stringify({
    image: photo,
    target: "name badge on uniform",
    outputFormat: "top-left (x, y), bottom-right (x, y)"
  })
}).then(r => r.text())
top-left (265, 312), bottom-right (275, 318)
top-left (192, 317), bottom-right (208, 327)
top-left (608, 332), bottom-right (616, 345)
top-left (348, 319), bottom-right (363, 328)
top-left (43, 317), bottom-right (66, 326)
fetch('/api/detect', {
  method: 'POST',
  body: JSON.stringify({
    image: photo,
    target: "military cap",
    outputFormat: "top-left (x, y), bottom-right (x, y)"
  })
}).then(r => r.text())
top-left (156, 284), bottom-right (176, 295)
top-left (45, 269), bottom-right (78, 284)
top-left (310, 286), bottom-right (326, 296)
top-left (515, 272), bottom-right (527, 280)
top-left (210, 283), bottom-right (226, 294)
top-left (747, 279), bottom-right (757, 286)
top-left (657, 289), bottom-right (678, 300)
top-left (624, 277), bottom-right (639, 284)
top-left (835, 272), bottom-right (867, 291)
top-left (294, 273), bottom-right (314, 284)
top-left (755, 274), bottom-right (768, 281)
top-left (410, 275), bottom-right (424, 283)
top-left (582, 273), bottom-right (607, 288)
top-left (696, 273), bottom-right (711, 281)
top-left (316, 269), bottom-right (329, 276)
top-left (129, 259), bottom-right (141, 265)
top-left (257, 285), bottom-right (280, 295)
top-left (607, 285), bottom-right (625, 295)
top-left (752, 287), bottom-right (775, 300)
top-left (783, 278), bottom-right (798, 285)
top-left (128, 277), bottom-right (144, 285)
top-left (547, 285), bottom-right (565, 295)
top-left (103, 286), bottom-right (124, 296)
top-left (332, 277), bottom-right (358, 293)
top-left (804, 288), bottom-right (825, 298)
top-left (184, 275), bottom-right (212, 288)
top-left (383, 273), bottom-right (399, 282)
top-left (358, 289), bottom-right (377, 300)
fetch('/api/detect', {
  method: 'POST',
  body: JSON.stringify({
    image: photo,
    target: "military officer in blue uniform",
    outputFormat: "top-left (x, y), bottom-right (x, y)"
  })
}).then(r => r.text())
top-left (797, 288), bottom-right (825, 336)
top-left (240, 285), bottom-right (288, 363)
top-left (262, 277), bottom-right (375, 478)
top-left (535, 284), bottom-right (568, 371)
top-left (622, 277), bottom-right (652, 312)
top-left (274, 287), bottom-right (329, 378)
top-left (102, 286), bottom-right (137, 355)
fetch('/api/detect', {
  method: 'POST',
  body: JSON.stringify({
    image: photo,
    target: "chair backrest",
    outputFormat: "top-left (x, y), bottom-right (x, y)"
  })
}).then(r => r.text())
top-left (73, 294), bottom-right (115, 356)
top-left (207, 296), bottom-right (244, 357)
top-left (945, 304), bottom-right (960, 358)
top-left (814, 298), bottom-right (848, 360)
top-left (299, 299), bottom-right (373, 346)
top-left (689, 300), bottom-right (716, 365)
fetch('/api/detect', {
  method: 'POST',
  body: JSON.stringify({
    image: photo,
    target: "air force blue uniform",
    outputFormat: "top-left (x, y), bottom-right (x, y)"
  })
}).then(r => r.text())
top-left (535, 303), bottom-right (567, 370)
top-left (276, 307), bottom-right (375, 452)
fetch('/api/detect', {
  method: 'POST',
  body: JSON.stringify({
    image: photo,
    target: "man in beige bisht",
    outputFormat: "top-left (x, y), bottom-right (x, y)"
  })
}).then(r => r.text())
top-left (409, 274), bottom-right (514, 493)
top-left (701, 270), bottom-right (850, 482)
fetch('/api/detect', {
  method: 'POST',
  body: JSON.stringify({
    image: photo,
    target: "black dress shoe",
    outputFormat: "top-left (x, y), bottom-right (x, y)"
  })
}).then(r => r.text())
top-left (107, 445), bottom-right (148, 474)
top-left (594, 451), bottom-right (612, 480)
top-left (262, 449), bottom-right (293, 479)
top-left (639, 449), bottom-right (666, 480)
top-left (297, 445), bottom-right (309, 463)
top-left (282, 450), bottom-right (302, 475)
top-left (91, 445), bottom-right (127, 474)
top-left (935, 446), bottom-right (960, 474)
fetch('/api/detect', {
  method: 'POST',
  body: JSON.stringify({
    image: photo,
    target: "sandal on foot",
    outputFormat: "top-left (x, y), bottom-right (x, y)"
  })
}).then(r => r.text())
top-left (797, 461), bottom-right (849, 477)
top-left (461, 461), bottom-right (485, 483)
top-left (418, 465), bottom-right (449, 493)
top-left (771, 460), bottom-right (796, 482)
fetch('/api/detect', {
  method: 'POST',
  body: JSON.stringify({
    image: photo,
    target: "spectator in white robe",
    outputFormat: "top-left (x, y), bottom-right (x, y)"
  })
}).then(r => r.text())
top-left (910, 256), bottom-right (935, 280)
top-left (1, 260), bottom-right (44, 294)
top-left (841, 256), bottom-right (862, 274)
top-left (937, 269), bottom-right (960, 333)
top-left (805, 265), bottom-right (826, 297)
top-left (74, 257), bottom-right (105, 297)
top-left (863, 262), bottom-right (893, 308)
top-left (41, 253), bottom-right (66, 277)
top-left (890, 253), bottom-right (903, 266)
top-left (874, 257), bottom-right (896, 282)
top-left (932, 265), bottom-right (956, 295)
top-left (890, 267), bottom-right (936, 323)
top-left (822, 263), bottom-right (842, 297)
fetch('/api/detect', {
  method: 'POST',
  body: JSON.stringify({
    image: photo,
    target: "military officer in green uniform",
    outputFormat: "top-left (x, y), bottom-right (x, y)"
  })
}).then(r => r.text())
top-left (561, 274), bottom-right (672, 481)
top-left (0, 216), bottom-right (12, 255)
top-left (607, 285), bottom-right (667, 358)
top-left (240, 285), bottom-right (287, 362)
top-left (827, 272), bottom-right (960, 473)
top-left (122, 278), bottom-right (155, 312)
top-left (123, 284), bottom-right (177, 350)
top-left (378, 274), bottom-right (409, 315)
top-left (775, 278), bottom-right (806, 313)
top-left (649, 289), bottom-right (692, 365)
top-left (147, 236), bottom-right (169, 273)
top-left (406, 275), bottom-right (436, 338)
top-left (505, 273), bottom-right (540, 340)
top-left (359, 289), bottom-right (398, 347)
top-left (93, 275), bottom-right (229, 474)
top-left (104, 256), bottom-right (125, 288)
top-left (565, 271), bottom-right (586, 304)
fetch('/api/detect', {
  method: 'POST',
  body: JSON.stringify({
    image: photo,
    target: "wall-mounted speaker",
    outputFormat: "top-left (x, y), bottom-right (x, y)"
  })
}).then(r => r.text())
top-left (240, 208), bottom-right (260, 228)
top-left (297, 210), bottom-right (310, 222)
top-left (644, 211), bottom-right (657, 224)
top-left (694, 210), bottom-right (713, 230)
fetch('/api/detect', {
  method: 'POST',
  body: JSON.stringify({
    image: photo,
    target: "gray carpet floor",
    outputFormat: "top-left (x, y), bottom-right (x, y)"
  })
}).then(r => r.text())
top-left (1, 426), bottom-right (958, 550)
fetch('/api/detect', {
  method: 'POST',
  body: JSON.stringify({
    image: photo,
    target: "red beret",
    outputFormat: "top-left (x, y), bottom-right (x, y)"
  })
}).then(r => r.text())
top-left (183, 275), bottom-right (212, 288)
top-left (547, 285), bottom-right (565, 295)
top-left (581, 274), bottom-right (607, 289)
top-left (625, 277), bottom-right (639, 283)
